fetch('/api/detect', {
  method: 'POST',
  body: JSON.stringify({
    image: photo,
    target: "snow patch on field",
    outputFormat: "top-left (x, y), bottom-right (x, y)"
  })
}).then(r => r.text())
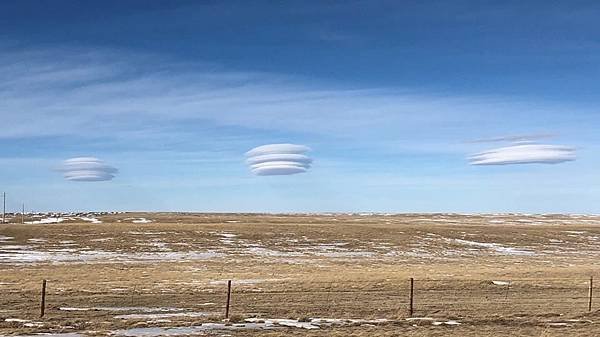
top-left (25, 217), bottom-right (65, 224)
top-left (0, 249), bottom-right (223, 264)
top-left (11, 332), bottom-right (84, 337)
top-left (217, 233), bottom-right (237, 238)
top-left (5, 318), bottom-right (31, 323)
top-left (254, 319), bottom-right (319, 329)
top-left (453, 239), bottom-right (534, 256)
top-left (314, 251), bottom-right (375, 258)
top-left (27, 238), bottom-right (48, 243)
top-left (244, 247), bottom-right (303, 257)
top-left (433, 320), bottom-right (461, 326)
top-left (406, 317), bottom-right (460, 326)
top-left (79, 217), bottom-right (101, 224)
top-left (0, 235), bottom-right (14, 242)
top-left (59, 306), bottom-right (183, 312)
top-left (114, 312), bottom-right (210, 319)
top-left (113, 317), bottom-right (389, 336)
top-left (4, 317), bottom-right (46, 328)
top-left (114, 324), bottom-right (267, 336)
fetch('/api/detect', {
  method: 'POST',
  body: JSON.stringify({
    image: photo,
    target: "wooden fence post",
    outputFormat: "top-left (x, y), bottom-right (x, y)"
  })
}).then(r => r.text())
top-left (409, 278), bottom-right (414, 317)
top-left (40, 279), bottom-right (47, 318)
top-left (225, 280), bottom-right (232, 319)
top-left (589, 276), bottom-right (594, 312)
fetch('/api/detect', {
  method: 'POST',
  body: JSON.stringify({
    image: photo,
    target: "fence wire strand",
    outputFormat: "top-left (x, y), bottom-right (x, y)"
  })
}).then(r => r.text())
top-left (0, 277), bottom-right (595, 318)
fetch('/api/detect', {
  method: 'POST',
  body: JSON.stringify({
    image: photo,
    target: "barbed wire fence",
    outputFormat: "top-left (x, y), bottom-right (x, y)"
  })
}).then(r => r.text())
top-left (0, 277), bottom-right (595, 320)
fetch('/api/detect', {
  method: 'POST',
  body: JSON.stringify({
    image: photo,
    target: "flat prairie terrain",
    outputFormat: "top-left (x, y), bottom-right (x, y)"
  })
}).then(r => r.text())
top-left (1, 213), bottom-right (600, 336)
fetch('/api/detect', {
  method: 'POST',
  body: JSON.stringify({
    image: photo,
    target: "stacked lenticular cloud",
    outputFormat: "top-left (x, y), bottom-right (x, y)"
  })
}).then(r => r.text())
top-left (59, 157), bottom-right (118, 182)
top-left (469, 143), bottom-right (576, 166)
top-left (245, 144), bottom-right (312, 176)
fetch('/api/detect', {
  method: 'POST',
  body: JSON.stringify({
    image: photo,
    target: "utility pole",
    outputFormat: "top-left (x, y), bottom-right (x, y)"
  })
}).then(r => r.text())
top-left (2, 192), bottom-right (5, 224)
top-left (22, 203), bottom-right (25, 224)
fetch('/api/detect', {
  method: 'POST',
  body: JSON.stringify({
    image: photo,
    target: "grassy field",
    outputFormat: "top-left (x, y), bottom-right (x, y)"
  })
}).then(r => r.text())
top-left (1, 213), bottom-right (600, 336)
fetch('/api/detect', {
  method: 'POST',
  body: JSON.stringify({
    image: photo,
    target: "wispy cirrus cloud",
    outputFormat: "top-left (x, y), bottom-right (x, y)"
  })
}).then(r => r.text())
top-left (0, 46), bottom-right (586, 145)
top-left (467, 133), bottom-right (557, 144)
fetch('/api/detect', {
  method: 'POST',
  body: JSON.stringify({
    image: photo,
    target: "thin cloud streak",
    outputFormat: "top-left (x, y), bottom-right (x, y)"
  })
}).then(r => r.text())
top-left (466, 133), bottom-right (557, 144)
top-left (0, 47), bottom-right (586, 144)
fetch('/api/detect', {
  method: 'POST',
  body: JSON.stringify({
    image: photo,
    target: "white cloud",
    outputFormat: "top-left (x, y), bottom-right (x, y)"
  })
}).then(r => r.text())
top-left (467, 133), bottom-right (557, 143)
top-left (1, 46), bottom-right (582, 144)
top-left (1, 46), bottom-right (594, 181)
top-left (245, 144), bottom-right (310, 157)
top-left (59, 157), bottom-right (118, 181)
top-left (469, 143), bottom-right (576, 166)
top-left (245, 144), bottom-right (312, 176)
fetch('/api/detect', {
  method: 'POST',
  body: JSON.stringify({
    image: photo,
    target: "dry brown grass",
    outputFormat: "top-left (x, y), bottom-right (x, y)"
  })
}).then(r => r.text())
top-left (1, 213), bottom-right (600, 336)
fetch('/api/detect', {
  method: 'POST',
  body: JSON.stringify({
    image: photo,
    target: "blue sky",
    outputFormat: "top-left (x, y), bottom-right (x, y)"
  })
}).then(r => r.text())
top-left (1, 1), bottom-right (599, 213)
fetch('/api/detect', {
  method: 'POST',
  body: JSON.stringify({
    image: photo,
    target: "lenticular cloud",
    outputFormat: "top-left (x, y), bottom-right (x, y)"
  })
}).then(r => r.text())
top-left (469, 143), bottom-right (576, 166)
top-left (59, 157), bottom-right (118, 182)
top-left (245, 144), bottom-right (312, 176)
